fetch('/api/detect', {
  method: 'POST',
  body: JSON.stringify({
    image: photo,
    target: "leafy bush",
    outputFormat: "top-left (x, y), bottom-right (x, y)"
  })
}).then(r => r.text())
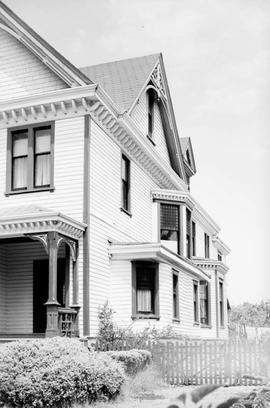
top-left (0, 337), bottom-right (125, 407)
top-left (96, 301), bottom-right (189, 349)
top-left (106, 349), bottom-right (152, 375)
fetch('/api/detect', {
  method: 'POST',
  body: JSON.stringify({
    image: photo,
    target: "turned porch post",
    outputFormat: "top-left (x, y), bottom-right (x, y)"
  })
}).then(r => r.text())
top-left (71, 251), bottom-right (80, 337)
top-left (45, 231), bottom-right (60, 337)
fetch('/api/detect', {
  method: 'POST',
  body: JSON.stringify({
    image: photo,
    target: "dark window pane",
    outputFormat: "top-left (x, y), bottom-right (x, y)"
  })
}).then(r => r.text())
top-left (161, 230), bottom-right (178, 241)
top-left (160, 204), bottom-right (179, 231)
top-left (136, 267), bottom-right (155, 313)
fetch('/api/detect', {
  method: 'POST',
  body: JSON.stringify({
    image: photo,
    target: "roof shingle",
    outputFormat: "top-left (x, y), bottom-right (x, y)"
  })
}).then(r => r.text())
top-left (80, 54), bottom-right (160, 111)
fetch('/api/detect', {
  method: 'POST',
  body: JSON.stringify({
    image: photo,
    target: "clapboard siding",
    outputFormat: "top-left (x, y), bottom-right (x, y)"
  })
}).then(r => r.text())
top-left (90, 121), bottom-right (157, 241)
top-left (0, 117), bottom-right (85, 222)
top-left (195, 222), bottom-right (218, 259)
top-left (0, 27), bottom-right (67, 101)
top-left (0, 245), bottom-right (6, 332)
top-left (130, 92), bottom-right (171, 168)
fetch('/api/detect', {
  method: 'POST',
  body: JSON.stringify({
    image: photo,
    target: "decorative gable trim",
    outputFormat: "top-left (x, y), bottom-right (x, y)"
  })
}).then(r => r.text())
top-left (0, 1), bottom-right (92, 87)
top-left (128, 56), bottom-right (187, 184)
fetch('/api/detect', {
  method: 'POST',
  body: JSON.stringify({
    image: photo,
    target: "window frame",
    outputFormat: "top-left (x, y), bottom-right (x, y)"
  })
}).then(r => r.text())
top-left (147, 89), bottom-right (155, 140)
top-left (160, 202), bottom-right (181, 255)
top-left (204, 233), bottom-right (210, 258)
top-left (172, 270), bottom-right (180, 322)
top-left (186, 208), bottom-right (191, 259)
top-left (199, 280), bottom-right (212, 328)
top-left (132, 262), bottom-right (159, 320)
top-left (218, 251), bottom-right (222, 262)
top-left (120, 153), bottom-right (131, 216)
top-left (193, 280), bottom-right (199, 325)
top-left (218, 279), bottom-right (225, 328)
top-left (191, 221), bottom-right (196, 257)
top-left (6, 122), bottom-right (55, 195)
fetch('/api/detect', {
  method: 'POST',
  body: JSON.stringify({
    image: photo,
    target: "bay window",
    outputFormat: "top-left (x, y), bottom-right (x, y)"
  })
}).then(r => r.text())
top-left (160, 203), bottom-right (180, 254)
top-left (200, 281), bottom-right (211, 326)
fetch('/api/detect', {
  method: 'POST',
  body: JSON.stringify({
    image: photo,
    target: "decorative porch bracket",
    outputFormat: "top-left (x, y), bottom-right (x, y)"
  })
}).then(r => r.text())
top-left (27, 231), bottom-right (79, 337)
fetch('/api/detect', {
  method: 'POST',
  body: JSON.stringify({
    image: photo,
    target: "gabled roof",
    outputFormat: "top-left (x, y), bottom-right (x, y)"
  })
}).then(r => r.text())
top-left (180, 137), bottom-right (196, 176)
top-left (80, 54), bottom-right (159, 112)
top-left (0, 1), bottom-right (92, 87)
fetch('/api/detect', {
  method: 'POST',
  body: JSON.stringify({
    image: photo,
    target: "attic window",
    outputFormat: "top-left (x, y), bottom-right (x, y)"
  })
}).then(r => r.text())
top-left (186, 150), bottom-right (191, 166)
top-left (147, 89), bottom-right (155, 140)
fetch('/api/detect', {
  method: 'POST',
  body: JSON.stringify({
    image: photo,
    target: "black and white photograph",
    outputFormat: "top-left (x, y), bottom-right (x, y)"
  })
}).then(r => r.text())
top-left (0, 1), bottom-right (269, 407)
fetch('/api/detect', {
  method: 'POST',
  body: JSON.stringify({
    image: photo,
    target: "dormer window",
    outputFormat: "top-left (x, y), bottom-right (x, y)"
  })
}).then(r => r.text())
top-left (147, 89), bottom-right (155, 139)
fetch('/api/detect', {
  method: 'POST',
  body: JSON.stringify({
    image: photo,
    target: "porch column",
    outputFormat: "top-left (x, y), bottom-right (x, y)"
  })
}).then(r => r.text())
top-left (45, 231), bottom-right (60, 337)
top-left (71, 253), bottom-right (80, 337)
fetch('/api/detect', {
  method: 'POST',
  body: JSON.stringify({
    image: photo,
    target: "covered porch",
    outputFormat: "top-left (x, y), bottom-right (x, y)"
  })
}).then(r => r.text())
top-left (0, 206), bottom-right (86, 339)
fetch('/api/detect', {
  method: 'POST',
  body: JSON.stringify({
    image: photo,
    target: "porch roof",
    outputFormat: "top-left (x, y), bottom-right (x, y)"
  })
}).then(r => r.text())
top-left (109, 242), bottom-right (210, 281)
top-left (0, 205), bottom-right (86, 240)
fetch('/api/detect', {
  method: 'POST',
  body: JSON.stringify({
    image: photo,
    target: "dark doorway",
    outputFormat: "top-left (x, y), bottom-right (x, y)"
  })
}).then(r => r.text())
top-left (33, 259), bottom-right (66, 333)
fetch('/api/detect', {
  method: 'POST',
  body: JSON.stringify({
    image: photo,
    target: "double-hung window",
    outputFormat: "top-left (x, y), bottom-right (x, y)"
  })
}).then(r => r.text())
top-left (200, 281), bottom-right (211, 326)
top-left (186, 208), bottom-right (191, 259)
top-left (193, 281), bottom-right (199, 324)
top-left (192, 221), bottom-right (196, 256)
top-left (219, 280), bottom-right (224, 327)
top-left (204, 233), bottom-right (210, 258)
top-left (172, 271), bottom-right (179, 320)
top-left (218, 251), bottom-right (222, 261)
top-left (132, 262), bottom-right (159, 318)
top-left (121, 154), bottom-right (130, 213)
top-left (7, 123), bottom-right (54, 194)
top-left (160, 204), bottom-right (180, 254)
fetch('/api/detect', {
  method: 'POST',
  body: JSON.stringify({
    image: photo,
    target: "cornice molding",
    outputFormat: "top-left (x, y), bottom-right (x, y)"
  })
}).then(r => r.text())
top-left (151, 189), bottom-right (220, 235)
top-left (0, 211), bottom-right (86, 240)
top-left (212, 235), bottom-right (230, 255)
top-left (0, 86), bottom-right (188, 191)
top-left (192, 257), bottom-right (229, 275)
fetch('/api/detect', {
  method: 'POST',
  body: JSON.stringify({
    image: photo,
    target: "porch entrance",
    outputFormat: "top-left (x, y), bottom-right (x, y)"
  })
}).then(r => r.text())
top-left (33, 259), bottom-right (66, 334)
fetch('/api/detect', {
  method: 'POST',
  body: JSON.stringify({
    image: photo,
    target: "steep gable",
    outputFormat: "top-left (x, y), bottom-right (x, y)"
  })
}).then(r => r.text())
top-left (0, 0), bottom-right (91, 97)
top-left (80, 54), bottom-right (159, 112)
top-left (81, 54), bottom-right (187, 183)
top-left (0, 26), bottom-right (67, 101)
top-left (180, 137), bottom-right (196, 177)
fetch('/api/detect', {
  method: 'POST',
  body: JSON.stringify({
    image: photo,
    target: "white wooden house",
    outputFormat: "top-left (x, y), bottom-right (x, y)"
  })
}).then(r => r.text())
top-left (0, 2), bottom-right (230, 340)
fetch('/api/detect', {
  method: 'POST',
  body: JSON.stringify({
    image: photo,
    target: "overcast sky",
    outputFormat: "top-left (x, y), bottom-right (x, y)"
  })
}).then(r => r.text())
top-left (4, 0), bottom-right (270, 305)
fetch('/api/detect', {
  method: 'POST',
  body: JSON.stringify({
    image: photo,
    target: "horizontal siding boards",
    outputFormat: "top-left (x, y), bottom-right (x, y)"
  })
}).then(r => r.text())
top-left (130, 92), bottom-right (171, 168)
top-left (0, 117), bottom-right (84, 223)
top-left (0, 245), bottom-right (7, 332)
top-left (0, 28), bottom-right (67, 101)
top-left (4, 241), bottom-right (65, 334)
top-left (90, 121), bottom-right (157, 241)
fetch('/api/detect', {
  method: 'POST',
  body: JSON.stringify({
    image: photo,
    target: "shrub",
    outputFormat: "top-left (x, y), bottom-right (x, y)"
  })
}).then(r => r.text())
top-left (0, 337), bottom-right (125, 407)
top-left (106, 349), bottom-right (152, 375)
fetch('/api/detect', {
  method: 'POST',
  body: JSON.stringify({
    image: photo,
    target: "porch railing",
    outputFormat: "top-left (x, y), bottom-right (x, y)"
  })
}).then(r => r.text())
top-left (58, 307), bottom-right (78, 337)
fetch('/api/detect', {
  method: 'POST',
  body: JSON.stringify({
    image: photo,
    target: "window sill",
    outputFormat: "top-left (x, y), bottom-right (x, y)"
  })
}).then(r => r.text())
top-left (120, 207), bottom-right (132, 217)
top-left (146, 135), bottom-right (156, 146)
top-left (201, 324), bottom-right (212, 329)
top-left (173, 318), bottom-right (180, 323)
top-left (193, 322), bottom-right (200, 326)
top-left (132, 314), bottom-right (160, 320)
top-left (5, 187), bottom-right (55, 196)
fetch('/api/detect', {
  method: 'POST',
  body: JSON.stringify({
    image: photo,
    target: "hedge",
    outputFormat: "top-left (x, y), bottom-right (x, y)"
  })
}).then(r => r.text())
top-left (106, 349), bottom-right (152, 375)
top-left (0, 337), bottom-right (125, 407)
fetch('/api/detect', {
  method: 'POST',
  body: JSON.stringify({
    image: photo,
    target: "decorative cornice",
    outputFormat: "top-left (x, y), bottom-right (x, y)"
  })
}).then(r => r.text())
top-left (0, 211), bottom-right (86, 240)
top-left (192, 257), bottom-right (229, 275)
top-left (212, 235), bottom-right (230, 256)
top-left (151, 189), bottom-right (220, 235)
top-left (0, 86), bottom-right (188, 191)
top-left (109, 242), bottom-right (210, 280)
